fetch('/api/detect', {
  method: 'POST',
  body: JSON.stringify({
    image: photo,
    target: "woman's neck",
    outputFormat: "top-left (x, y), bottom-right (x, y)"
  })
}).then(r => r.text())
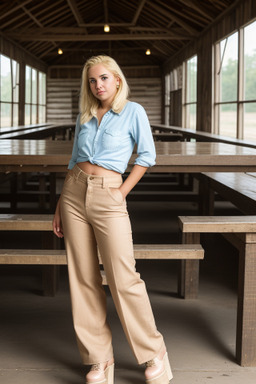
top-left (100, 100), bottom-right (112, 111)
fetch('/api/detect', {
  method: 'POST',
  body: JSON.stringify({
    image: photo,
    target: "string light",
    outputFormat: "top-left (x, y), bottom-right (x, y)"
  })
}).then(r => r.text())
top-left (145, 49), bottom-right (151, 55)
top-left (104, 24), bottom-right (110, 32)
top-left (58, 48), bottom-right (63, 55)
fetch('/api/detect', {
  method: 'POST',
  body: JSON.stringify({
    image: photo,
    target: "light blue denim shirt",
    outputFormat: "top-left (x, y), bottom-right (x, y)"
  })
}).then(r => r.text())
top-left (68, 101), bottom-right (156, 174)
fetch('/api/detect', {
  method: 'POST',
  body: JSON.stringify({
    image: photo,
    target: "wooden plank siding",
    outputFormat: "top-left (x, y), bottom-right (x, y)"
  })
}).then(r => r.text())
top-left (46, 77), bottom-right (162, 125)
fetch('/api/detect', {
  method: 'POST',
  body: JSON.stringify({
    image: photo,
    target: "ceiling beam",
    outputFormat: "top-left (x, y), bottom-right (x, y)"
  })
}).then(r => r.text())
top-left (49, 64), bottom-right (159, 69)
top-left (129, 27), bottom-right (171, 33)
top-left (147, 0), bottom-right (198, 35)
top-left (132, 0), bottom-right (147, 25)
top-left (103, 0), bottom-right (109, 23)
top-left (19, 3), bottom-right (43, 27)
top-left (15, 1), bottom-right (58, 50)
top-left (66, 0), bottom-right (86, 27)
top-left (178, 0), bottom-right (213, 21)
top-left (6, 32), bottom-right (192, 42)
top-left (0, 0), bottom-right (33, 21)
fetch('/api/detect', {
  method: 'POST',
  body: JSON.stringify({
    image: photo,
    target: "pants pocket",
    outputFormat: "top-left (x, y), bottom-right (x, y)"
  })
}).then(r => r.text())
top-left (106, 186), bottom-right (124, 204)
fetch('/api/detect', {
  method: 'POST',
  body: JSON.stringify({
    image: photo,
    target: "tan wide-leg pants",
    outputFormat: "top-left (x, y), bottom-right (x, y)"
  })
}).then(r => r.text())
top-left (60, 164), bottom-right (164, 365)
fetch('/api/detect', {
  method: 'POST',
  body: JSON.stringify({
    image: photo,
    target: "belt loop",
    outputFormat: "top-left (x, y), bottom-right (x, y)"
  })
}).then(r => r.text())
top-left (102, 176), bottom-right (106, 188)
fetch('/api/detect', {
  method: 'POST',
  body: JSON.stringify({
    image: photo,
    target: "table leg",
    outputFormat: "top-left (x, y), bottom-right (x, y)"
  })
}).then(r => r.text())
top-left (198, 175), bottom-right (215, 215)
top-left (236, 233), bottom-right (256, 366)
top-left (49, 172), bottom-right (56, 212)
top-left (41, 232), bottom-right (60, 296)
top-left (42, 265), bottom-right (60, 296)
top-left (179, 232), bottom-right (200, 299)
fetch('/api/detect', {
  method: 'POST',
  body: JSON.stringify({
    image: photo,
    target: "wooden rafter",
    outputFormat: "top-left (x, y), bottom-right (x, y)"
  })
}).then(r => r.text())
top-left (147, 1), bottom-right (199, 35)
top-left (18, 3), bottom-right (43, 27)
top-left (132, 0), bottom-right (147, 25)
top-left (0, 0), bottom-right (33, 21)
top-left (66, 0), bottom-right (86, 27)
top-left (161, 1), bottom-right (206, 27)
top-left (0, 0), bottom-right (235, 67)
top-left (176, 0), bottom-right (214, 22)
top-left (104, 0), bottom-right (109, 23)
top-left (6, 30), bottom-right (192, 42)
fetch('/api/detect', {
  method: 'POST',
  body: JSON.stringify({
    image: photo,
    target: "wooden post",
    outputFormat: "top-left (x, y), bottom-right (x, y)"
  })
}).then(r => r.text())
top-left (42, 232), bottom-right (60, 296)
top-left (49, 172), bottom-right (57, 212)
top-left (236, 233), bottom-right (256, 366)
top-left (198, 175), bottom-right (215, 215)
top-left (179, 232), bottom-right (200, 299)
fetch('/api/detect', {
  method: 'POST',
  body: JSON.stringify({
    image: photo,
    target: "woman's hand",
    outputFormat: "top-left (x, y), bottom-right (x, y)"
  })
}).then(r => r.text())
top-left (52, 200), bottom-right (64, 238)
top-left (119, 164), bottom-right (148, 197)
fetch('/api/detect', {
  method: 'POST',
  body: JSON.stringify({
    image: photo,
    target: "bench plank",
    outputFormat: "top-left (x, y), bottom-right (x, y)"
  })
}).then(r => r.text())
top-left (0, 245), bottom-right (204, 292)
top-left (0, 214), bottom-right (53, 231)
top-left (0, 214), bottom-right (204, 298)
top-left (179, 215), bottom-right (256, 233)
top-left (0, 249), bottom-right (67, 264)
top-left (0, 244), bottom-right (204, 264)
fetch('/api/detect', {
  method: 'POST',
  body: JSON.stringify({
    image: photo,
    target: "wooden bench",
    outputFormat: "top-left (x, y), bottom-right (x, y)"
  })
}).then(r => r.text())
top-left (153, 132), bottom-right (183, 141)
top-left (0, 214), bottom-right (204, 297)
top-left (0, 172), bottom-right (57, 213)
top-left (0, 123), bottom-right (53, 136)
top-left (0, 123), bottom-right (74, 140)
top-left (178, 215), bottom-right (256, 367)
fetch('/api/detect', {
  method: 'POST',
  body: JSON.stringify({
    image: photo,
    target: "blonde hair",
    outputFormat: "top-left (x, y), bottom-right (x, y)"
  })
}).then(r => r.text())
top-left (79, 55), bottom-right (129, 124)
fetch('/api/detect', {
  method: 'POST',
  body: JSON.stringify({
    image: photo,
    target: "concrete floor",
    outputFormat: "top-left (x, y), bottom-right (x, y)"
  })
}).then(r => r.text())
top-left (1, 201), bottom-right (256, 384)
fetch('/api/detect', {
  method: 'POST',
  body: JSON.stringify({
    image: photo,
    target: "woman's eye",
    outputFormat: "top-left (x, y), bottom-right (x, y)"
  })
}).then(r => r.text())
top-left (89, 79), bottom-right (96, 84)
top-left (101, 76), bottom-right (108, 81)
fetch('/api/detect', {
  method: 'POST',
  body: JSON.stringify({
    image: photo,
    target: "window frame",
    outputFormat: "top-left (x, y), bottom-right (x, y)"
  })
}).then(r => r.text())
top-left (213, 19), bottom-right (256, 140)
top-left (183, 55), bottom-right (197, 130)
top-left (25, 65), bottom-right (46, 125)
top-left (0, 54), bottom-right (19, 130)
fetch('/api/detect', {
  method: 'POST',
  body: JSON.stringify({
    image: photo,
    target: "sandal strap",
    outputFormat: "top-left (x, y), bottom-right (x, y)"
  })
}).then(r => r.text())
top-left (90, 363), bottom-right (102, 371)
top-left (145, 359), bottom-right (157, 368)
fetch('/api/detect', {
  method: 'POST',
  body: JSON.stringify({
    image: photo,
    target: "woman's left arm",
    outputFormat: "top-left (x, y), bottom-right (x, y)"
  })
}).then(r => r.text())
top-left (119, 164), bottom-right (148, 199)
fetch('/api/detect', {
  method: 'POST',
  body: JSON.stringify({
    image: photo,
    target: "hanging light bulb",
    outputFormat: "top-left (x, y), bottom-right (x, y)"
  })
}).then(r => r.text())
top-left (145, 49), bottom-right (151, 55)
top-left (58, 48), bottom-right (63, 55)
top-left (104, 24), bottom-right (110, 32)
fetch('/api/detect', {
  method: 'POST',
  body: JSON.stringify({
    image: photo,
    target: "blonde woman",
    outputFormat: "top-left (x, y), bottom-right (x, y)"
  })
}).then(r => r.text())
top-left (53, 55), bottom-right (173, 384)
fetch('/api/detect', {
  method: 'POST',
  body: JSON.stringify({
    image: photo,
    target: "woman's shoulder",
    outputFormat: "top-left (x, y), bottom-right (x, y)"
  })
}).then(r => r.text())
top-left (123, 101), bottom-right (145, 114)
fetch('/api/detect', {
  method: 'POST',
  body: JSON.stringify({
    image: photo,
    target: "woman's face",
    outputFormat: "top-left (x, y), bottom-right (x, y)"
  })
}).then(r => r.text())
top-left (88, 64), bottom-right (120, 106)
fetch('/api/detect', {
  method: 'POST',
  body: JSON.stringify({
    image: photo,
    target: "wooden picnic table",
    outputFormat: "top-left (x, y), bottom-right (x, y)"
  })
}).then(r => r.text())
top-left (0, 123), bottom-right (75, 140)
top-left (1, 139), bottom-right (256, 366)
top-left (152, 124), bottom-right (256, 149)
top-left (1, 139), bottom-right (256, 173)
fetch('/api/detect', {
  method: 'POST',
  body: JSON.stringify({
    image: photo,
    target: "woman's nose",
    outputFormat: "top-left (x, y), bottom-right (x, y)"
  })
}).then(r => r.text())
top-left (96, 80), bottom-right (102, 89)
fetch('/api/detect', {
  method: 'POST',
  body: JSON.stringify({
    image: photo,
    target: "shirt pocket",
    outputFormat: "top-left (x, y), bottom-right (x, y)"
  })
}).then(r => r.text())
top-left (102, 128), bottom-right (121, 150)
top-left (78, 125), bottom-right (93, 149)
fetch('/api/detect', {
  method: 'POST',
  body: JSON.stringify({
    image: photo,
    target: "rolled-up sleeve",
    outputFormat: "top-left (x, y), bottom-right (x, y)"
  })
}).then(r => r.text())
top-left (68, 114), bottom-right (81, 169)
top-left (132, 104), bottom-right (156, 168)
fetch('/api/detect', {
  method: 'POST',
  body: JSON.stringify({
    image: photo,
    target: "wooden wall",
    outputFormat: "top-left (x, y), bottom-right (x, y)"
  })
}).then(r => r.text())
top-left (46, 77), bottom-right (162, 125)
top-left (162, 0), bottom-right (256, 132)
